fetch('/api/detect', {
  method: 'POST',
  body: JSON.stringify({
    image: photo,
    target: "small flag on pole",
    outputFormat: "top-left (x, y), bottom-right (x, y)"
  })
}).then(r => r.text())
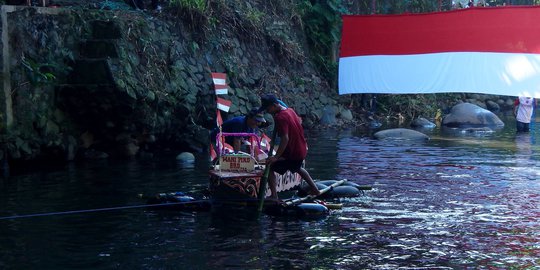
top-left (217, 97), bottom-right (232, 112)
top-left (261, 133), bottom-right (271, 152)
top-left (211, 72), bottom-right (228, 95)
top-left (217, 137), bottom-right (234, 155)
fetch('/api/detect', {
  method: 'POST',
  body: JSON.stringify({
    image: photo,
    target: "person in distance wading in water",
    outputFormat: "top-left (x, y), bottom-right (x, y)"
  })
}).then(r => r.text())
top-left (258, 94), bottom-right (321, 200)
top-left (513, 96), bottom-right (536, 133)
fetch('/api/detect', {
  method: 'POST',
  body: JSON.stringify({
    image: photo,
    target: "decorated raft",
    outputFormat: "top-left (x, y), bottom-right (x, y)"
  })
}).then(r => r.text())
top-left (143, 176), bottom-right (371, 218)
top-left (143, 130), bottom-right (372, 217)
top-left (208, 134), bottom-right (302, 207)
top-left (142, 72), bottom-right (371, 217)
top-left (144, 146), bottom-right (371, 218)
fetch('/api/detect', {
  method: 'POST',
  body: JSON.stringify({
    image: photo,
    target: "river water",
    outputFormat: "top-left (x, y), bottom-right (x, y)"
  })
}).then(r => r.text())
top-left (1, 117), bottom-right (540, 269)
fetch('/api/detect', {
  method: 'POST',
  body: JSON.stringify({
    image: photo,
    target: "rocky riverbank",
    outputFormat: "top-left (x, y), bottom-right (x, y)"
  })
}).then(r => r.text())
top-left (0, 2), bottom-right (357, 169)
top-left (0, 1), bottom-right (519, 171)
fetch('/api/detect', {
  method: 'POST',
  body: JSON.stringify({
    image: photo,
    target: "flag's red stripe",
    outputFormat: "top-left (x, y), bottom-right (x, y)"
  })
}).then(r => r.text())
top-left (216, 97), bottom-right (232, 107)
top-left (340, 6), bottom-right (540, 57)
top-left (211, 73), bottom-right (227, 80)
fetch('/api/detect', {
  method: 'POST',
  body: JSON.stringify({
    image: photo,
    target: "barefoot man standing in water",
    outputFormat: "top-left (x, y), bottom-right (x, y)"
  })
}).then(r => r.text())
top-left (259, 94), bottom-right (321, 200)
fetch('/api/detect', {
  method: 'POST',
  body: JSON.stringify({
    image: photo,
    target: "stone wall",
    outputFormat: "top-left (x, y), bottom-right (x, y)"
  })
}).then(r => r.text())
top-left (0, 4), bottom-right (352, 166)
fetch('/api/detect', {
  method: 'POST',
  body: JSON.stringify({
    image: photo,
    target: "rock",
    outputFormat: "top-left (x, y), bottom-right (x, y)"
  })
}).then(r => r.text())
top-left (146, 91), bottom-right (155, 102)
top-left (505, 98), bottom-right (515, 108)
top-left (442, 102), bottom-right (504, 127)
top-left (369, 119), bottom-right (382, 129)
top-left (302, 117), bottom-right (313, 128)
top-left (486, 100), bottom-right (500, 112)
top-left (374, 128), bottom-right (430, 141)
top-left (410, 117), bottom-right (436, 129)
top-left (45, 120), bottom-right (60, 135)
top-left (80, 132), bottom-right (94, 148)
top-left (123, 142), bottom-right (140, 157)
top-left (320, 105), bottom-right (336, 125)
top-left (340, 108), bottom-right (354, 121)
top-left (84, 149), bottom-right (109, 159)
top-left (176, 152), bottom-right (195, 163)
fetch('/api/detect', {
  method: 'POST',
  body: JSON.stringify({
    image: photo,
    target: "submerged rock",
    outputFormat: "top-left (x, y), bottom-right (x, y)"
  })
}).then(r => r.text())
top-left (176, 152), bottom-right (195, 163)
top-left (374, 128), bottom-right (430, 141)
top-left (461, 127), bottom-right (495, 134)
top-left (411, 117), bottom-right (436, 129)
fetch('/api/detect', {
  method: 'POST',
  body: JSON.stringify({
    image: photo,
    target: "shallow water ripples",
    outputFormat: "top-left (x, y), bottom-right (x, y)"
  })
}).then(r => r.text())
top-left (307, 136), bottom-right (540, 269)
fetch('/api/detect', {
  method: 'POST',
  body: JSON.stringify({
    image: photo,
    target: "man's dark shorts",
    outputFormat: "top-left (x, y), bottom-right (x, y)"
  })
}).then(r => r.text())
top-left (271, 159), bottom-right (304, 174)
top-left (517, 121), bottom-right (530, 132)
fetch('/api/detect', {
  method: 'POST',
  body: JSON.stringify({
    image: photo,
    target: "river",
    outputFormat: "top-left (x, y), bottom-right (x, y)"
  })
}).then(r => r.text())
top-left (1, 117), bottom-right (540, 269)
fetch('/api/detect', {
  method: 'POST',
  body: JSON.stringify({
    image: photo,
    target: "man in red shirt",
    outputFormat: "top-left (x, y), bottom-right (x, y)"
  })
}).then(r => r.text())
top-left (259, 94), bottom-right (320, 199)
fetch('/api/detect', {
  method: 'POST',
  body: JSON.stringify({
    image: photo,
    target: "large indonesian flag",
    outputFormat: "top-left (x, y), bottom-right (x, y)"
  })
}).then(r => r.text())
top-left (339, 6), bottom-right (540, 98)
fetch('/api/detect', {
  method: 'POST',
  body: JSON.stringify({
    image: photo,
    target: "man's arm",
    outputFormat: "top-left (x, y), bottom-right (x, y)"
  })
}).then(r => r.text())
top-left (274, 133), bottom-right (288, 159)
top-left (267, 133), bottom-right (288, 164)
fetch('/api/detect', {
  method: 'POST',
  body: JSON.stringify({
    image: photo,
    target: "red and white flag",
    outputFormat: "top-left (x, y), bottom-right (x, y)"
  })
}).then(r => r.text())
top-left (216, 97), bottom-right (232, 112)
top-left (211, 72), bottom-right (228, 95)
top-left (339, 6), bottom-right (540, 98)
top-left (260, 133), bottom-right (271, 152)
top-left (248, 136), bottom-right (267, 161)
top-left (216, 140), bottom-right (234, 155)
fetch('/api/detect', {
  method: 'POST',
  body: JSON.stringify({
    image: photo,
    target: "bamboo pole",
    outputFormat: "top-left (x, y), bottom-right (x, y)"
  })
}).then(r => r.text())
top-left (2, 5), bottom-right (14, 131)
top-left (283, 179), bottom-right (346, 207)
top-left (256, 127), bottom-right (278, 213)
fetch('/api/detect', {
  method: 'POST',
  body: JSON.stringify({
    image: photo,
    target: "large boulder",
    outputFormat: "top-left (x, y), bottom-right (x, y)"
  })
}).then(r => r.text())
top-left (442, 103), bottom-right (504, 128)
top-left (374, 128), bottom-right (430, 141)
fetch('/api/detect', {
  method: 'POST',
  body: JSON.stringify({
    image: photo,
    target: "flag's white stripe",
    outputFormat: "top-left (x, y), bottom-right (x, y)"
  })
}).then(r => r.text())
top-left (217, 103), bottom-right (230, 112)
top-left (339, 52), bottom-right (540, 98)
top-left (213, 78), bottom-right (227, 85)
top-left (215, 88), bottom-right (228, 95)
top-left (215, 84), bottom-right (228, 91)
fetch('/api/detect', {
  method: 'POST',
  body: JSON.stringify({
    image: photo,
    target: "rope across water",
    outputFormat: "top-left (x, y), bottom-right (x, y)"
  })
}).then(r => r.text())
top-left (0, 200), bottom-right (210, 221)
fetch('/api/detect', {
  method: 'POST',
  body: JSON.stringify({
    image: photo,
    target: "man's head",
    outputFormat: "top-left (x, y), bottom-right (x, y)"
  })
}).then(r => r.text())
top-left (246, 108), bottom-right (266, 128)
top-left (258, 94), bottom-right (280, 114)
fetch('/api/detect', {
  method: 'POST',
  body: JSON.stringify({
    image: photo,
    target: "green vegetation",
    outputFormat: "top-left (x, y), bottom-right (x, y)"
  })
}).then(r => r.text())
top-left (376, 94), bottom-right (460, 121)
top-left (297, 0), bottom-right (346, 85)
top-left (20, 53), bottom-right (73, 88)
top-left (166, 0), bottom-right (209, 31)
top-left (168, 0), bottom-right (207, 12)
top-left (21, 56), bottom-right (57, 86)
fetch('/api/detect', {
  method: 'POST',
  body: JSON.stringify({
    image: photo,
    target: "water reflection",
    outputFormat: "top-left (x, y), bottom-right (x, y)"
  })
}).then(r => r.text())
top-left (515, 132), bottom-right (533, 156)
top-left (330, 125), bottom-right (540, 269)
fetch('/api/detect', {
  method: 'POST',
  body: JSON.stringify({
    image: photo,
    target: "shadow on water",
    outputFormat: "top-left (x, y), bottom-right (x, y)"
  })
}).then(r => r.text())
top-left (2, 118), bottom-right (540, 269)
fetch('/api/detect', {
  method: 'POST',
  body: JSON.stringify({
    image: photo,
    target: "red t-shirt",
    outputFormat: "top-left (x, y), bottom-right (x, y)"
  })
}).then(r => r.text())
top-left (275, 108), bottom-right (307, 160)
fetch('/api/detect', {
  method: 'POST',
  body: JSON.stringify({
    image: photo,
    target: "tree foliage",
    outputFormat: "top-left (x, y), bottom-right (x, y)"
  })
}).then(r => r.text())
top-left (298, 0), bottom-right (347, 85)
